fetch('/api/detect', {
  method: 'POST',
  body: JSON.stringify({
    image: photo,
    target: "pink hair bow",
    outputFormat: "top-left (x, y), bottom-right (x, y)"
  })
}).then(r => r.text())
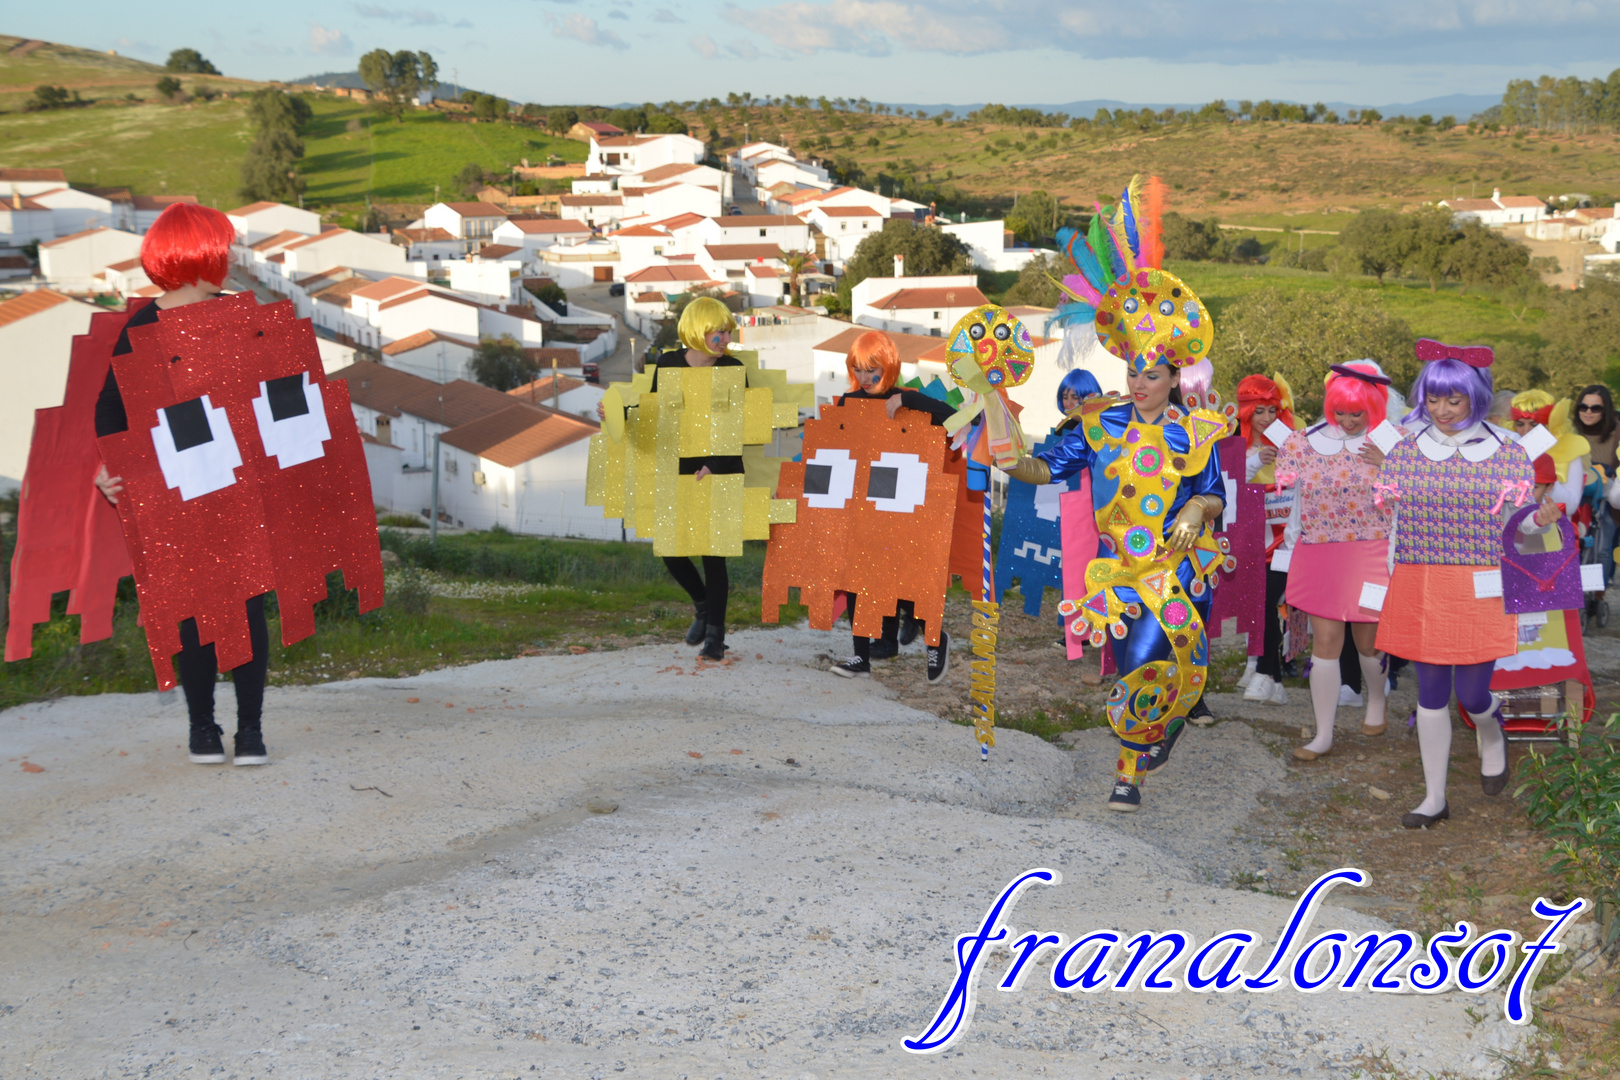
top-left (1489, 479), bottom-right (1531, 514)
top-left (1274, 471), bottom-right (1298, 488)
top-left (1415, 337), bottom-right (1494, 369)
top-left (1372, 482), bottom-right (1400, 509)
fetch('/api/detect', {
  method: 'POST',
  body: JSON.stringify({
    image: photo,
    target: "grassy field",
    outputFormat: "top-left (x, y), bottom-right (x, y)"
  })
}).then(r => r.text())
top-left (0, 93), bottom-right (586, 214)
top-left (0, 34), bottom-right (261, 112)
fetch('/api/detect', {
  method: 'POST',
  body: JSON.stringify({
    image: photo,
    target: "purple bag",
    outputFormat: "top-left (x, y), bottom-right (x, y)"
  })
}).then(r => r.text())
top-left (1500, 505), bottom-right (1582, 614)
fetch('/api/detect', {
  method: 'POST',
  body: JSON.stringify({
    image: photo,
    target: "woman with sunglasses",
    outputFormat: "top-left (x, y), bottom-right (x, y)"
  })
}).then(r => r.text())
top-left (1573, 385), bottom-right (1619, 587)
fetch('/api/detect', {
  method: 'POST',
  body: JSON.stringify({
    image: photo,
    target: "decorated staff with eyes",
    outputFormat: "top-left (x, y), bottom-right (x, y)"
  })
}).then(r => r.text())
top-left (9, 203), bottom-right (385, 767)
top-left (1006, 175), bottom-right (1235, 812)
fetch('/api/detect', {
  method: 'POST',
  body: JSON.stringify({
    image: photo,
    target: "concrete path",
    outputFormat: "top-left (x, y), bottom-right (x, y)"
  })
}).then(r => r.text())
top-left (2, 627), bottom-right (1531, 1078)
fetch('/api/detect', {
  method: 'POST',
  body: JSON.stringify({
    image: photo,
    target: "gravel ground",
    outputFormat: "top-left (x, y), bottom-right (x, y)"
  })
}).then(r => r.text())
top-left (1, 625), bottom-right (1535, 1078)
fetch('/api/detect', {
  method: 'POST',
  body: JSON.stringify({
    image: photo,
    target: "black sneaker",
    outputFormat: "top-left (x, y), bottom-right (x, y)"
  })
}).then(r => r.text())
top-left (869, 638), bottom-right (899, 661)
top-left (926, 632), bottom-right (951, 684)
top-left (1143, 719), bottom-right (1185, 774)
top-left (1186, 697), bottom-right (1213, 724)
top-left (831, 656), bottom-right (870, 678)
top-left (698, 625), bottom-right (726, 662)
top-left (233, 729), bottom-right (268, 766)
top-left (898, 613), bottom-right (920, 646)
top-left (188, 723), bottom-right (226, 764)
top-left (1107, 781), bottom-right (1141, 812)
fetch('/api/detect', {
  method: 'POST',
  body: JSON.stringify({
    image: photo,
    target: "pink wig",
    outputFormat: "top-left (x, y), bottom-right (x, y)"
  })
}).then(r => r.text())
top-left (1322, 362), bottom-right (1389, 431)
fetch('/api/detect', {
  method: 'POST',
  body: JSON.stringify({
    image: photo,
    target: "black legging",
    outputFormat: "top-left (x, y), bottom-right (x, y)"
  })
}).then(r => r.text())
top-left (663, 556), bottom-right (729, 629)
top-left (848, 597), bottom-right (924, 660)
top-left (177, 593), bottom-right (269, 731)
top-left (1258, 568), bottom-right (1288, 679)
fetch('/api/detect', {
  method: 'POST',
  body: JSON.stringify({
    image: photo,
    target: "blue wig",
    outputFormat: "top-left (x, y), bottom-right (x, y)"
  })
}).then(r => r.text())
top-left (1057, 368), bottom-right (1102, 411)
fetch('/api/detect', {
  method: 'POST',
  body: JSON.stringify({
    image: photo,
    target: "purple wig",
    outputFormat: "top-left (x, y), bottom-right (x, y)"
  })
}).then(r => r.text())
top-left (1403, 357), bottom-right (1493, 429)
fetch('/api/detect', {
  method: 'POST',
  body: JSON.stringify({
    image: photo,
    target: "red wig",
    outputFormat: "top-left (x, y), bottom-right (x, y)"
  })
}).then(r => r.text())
top-left (1236, 374), bottom-right (1295, 445)
top-left (846, 330), bottom-right (901, 394)
top-left (1322, 363), bottom-right (1389, 431)
top-left (141, 203), bottom-right (235, 292)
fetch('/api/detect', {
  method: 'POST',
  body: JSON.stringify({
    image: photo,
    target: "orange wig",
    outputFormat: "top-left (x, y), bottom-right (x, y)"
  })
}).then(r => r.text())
top-left (1236, 374), bottom-right (1297, 445)
top-left (845, 330), bottom-right (901, 394)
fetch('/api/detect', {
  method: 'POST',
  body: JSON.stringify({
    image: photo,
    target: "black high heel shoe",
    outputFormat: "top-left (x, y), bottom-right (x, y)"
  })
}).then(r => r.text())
top-left (1482, 761), bottom-right (1511, 797)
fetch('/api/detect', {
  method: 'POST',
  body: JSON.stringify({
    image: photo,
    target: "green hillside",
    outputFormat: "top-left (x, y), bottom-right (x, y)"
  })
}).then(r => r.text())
top-left (0, 34), bottom-right (261, 111)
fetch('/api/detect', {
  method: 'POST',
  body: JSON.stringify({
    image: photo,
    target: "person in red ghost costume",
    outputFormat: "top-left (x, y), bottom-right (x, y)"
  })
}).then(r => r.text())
top-left (91, 205), bottom-right (270, 765)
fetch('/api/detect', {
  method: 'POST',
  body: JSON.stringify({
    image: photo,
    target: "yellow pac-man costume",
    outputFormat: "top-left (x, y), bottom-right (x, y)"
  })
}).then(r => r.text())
top-left (586, 349), bottom-right (809, 557)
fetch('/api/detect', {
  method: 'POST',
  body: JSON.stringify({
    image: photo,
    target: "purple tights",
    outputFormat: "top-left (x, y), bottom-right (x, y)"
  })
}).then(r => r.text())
top-left (1414, 661), bottom-right (1495, 712)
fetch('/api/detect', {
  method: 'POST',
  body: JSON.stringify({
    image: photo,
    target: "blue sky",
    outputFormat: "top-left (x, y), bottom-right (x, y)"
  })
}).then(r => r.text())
top-left (12, 1), bottom-right (1620, 108)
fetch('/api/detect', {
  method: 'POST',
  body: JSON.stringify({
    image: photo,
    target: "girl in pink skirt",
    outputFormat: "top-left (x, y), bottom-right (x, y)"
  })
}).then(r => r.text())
top-left (1275, 363), bottom-right (1395, 759)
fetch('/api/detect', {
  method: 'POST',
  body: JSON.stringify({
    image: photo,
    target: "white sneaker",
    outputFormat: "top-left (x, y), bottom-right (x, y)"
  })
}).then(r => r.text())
top-left (1243, 673), bottom-right (1275, 702)
top-left (1338, 686), bottom-right (1364, 708)
top-left (1236, 656), bottom-right (1259, 689)
top-left (1269, 680), bottom-right (1289, 705)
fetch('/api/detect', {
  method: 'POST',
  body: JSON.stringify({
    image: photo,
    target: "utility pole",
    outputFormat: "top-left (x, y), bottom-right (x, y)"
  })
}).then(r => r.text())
top-left (430, 434), bottom-right (441, 544)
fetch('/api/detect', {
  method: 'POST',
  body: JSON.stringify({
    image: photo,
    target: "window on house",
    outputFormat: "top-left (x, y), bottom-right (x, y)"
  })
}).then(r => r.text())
top-left (759, 228), bottom-right (767, 237)
top-left (933, 311), bottom-right (940, 319)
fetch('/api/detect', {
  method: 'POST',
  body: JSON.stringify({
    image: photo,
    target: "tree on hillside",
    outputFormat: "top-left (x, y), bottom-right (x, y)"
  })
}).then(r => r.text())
top-left (1404, 206), bottom-right (1458, 292)
top-left (469, 336), bottom-right (536, 391)
top-left (1218, 287), bottom-right (1416, 416)
top-left (154, 76), bottom-right (183, 101)
top-left (239, 88), bottom-right (310, 203)
top-left (165, 48), bottom-right (219, 75)
top-left (1339, 209), bottom-right (1412, 284)
top-left (455, 162), bottom-right (492, 199)
top-left (25, 85), bottom-right (83, 112)
top-left (1159, 212), bottom-right (1231, 261)
top-left (359, 49), bottom-right (436, 122)
top-left (1002, 251), bottom-right (1075, 309)
top-left (837, 220), bottom-right (974, 310)
top-left (1450, 220), bottom-right (1530, 294)
top-left (547, 107), bottom-right (579, 134)
top-left (1535, 280), bottom-right (1620, 395)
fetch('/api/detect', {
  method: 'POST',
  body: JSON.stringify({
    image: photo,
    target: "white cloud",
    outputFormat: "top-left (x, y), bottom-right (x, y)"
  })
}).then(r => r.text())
top-left (547, 13), bottom-right (629, 49)
top-left (691, 34), bottom-right (719, 59)
top-left (723, 0), bottom-right (1620, 63)
top-left (654, 7), bottom-right (683, 20)
top-left (309, 22), bottom-right (353, 55)
top-left (731, 38), bottom-right (762, 61)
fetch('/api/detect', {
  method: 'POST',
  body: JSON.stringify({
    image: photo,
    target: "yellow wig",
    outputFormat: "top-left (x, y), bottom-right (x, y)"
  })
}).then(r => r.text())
top-left (678, 296), bottom-right (738, 354)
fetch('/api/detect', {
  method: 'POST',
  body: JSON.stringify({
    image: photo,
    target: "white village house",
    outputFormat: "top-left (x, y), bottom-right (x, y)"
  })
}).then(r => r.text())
top-left (0, 290), bottom-right (97, 484)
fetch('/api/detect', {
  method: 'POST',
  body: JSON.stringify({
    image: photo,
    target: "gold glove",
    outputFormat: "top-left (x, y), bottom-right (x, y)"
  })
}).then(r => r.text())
top-left (1004, 456), bottom-right (1051, 485)
top-left (1167, 495), bottom-right (1221, 552)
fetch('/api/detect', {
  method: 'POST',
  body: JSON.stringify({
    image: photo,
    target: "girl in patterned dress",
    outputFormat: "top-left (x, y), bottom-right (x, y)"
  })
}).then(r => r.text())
top-left (1374, 341), bottom-right (1558, 828)
top-left (1237, 374), bottom-right (1302, 705)
top-left (1274, 363), bottom-right (1394, 761)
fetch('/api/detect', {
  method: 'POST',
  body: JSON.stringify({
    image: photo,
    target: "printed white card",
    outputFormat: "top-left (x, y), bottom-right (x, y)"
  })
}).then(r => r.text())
top-left (1518, 610), bottom-right (1549, 627)
top-left (1518, 424), bottom-right (1557, 462)
top-left (1270, 547), bottom-right (1293, 572)
top-left (1581, 563), bottom-right (1606, 592)
top-left (1358, 582), bottom-right (1387, 612)
top-left (1473, 569), bottom-right (1503, 599)
top-left (1264, 419), bottom-right (1294, 448)
top-left (1367, 420), bottom-right (1404, 455)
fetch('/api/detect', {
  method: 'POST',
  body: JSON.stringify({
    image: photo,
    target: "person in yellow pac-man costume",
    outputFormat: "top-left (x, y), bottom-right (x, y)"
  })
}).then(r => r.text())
top-left (587, 297), bottom-right (811, 660)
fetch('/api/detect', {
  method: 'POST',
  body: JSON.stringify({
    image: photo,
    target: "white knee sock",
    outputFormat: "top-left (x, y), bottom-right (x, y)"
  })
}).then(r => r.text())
top-left (1412, 705), bottom-right (1452, 817)
top-left (1305, 656), bottom-right (1339, 754)
top-left (1359, 653), bottom-right (1387, 729)
top-left (1476, 693), bottom-right (1507, 777)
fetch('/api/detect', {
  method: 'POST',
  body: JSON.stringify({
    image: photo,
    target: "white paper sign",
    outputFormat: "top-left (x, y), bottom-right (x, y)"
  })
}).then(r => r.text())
top-left (1270, 547), bottom-right (1293, 572)
top-left (1518, 610), bottom-right (1549, 627)
top-left (1358, 582), bottom-right (1388, 612)
top-left (1473, 569), bottom-right (1504, 599)
top-left (1581, 563), bottom-right (1606, 592)
top-left (1223, 476), bottom-right (1238, 528)
top-left (1518, 424), bottom-right (1557, 462)
top-left (1264, 419), bottom-right (1294, 448)
top-left (1367, 420), bottom-right (1404, 455)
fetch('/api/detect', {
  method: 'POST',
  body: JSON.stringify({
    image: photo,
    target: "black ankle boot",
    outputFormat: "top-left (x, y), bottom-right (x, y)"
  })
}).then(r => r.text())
top-left (699, 624), bottom-right (726, 661)
top-left (685, 602), bottom-right (707, 646)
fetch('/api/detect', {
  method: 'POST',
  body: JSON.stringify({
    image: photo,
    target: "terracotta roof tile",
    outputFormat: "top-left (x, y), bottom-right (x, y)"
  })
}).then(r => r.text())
top-left (250, 229), bottom-right (306, 251)
top-left (0, 168), bottom-right (66, 182)
top-left (328, 361), bottom-right (440, 417)
top-left (624, 264), bottom-right (713, 283)
top-left (813, 326), bottom-right (947, 365)
top-left (866, 286), bottom-right (987, 310)
top-left (351, 276), bottom-right (429, 302)
top-left (397, 379), bottom-right (532, 428)
top-left (440, 403), bottom-right (598, 467)
top-left (440, 202), bottom-right (510, 217)
top-left (561, 195), bottom-right (624, 207)
top-left (393, 227), bottom-right (457, 243)
top-left (704, 243), bottom-right (784, 262)
top-left (132, 195), bottom-right (198, 211)
top-left (502, 218), bottom-right (590, 235)
top-left (714, 215), bottom-right (801, 227)
top-left (226, 201), bottom-right (282, 216)
top-left (381, 329), bottom-right (478, 355)
top-left (476, 244), bottom-right (522, 260)
top-left (0, 289), bottom-right (71, 329)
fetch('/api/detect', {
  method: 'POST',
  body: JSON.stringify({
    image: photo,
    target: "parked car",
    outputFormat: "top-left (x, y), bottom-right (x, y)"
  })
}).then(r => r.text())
top-left (607, 282), bottom-right (625, 297)
top-left (582, 361), bottom-right (600, 385)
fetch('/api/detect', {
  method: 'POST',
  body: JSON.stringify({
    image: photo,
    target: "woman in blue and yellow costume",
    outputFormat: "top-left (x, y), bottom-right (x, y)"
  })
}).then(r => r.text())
top-left (1007, 177), bottom-right (1235, 812)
